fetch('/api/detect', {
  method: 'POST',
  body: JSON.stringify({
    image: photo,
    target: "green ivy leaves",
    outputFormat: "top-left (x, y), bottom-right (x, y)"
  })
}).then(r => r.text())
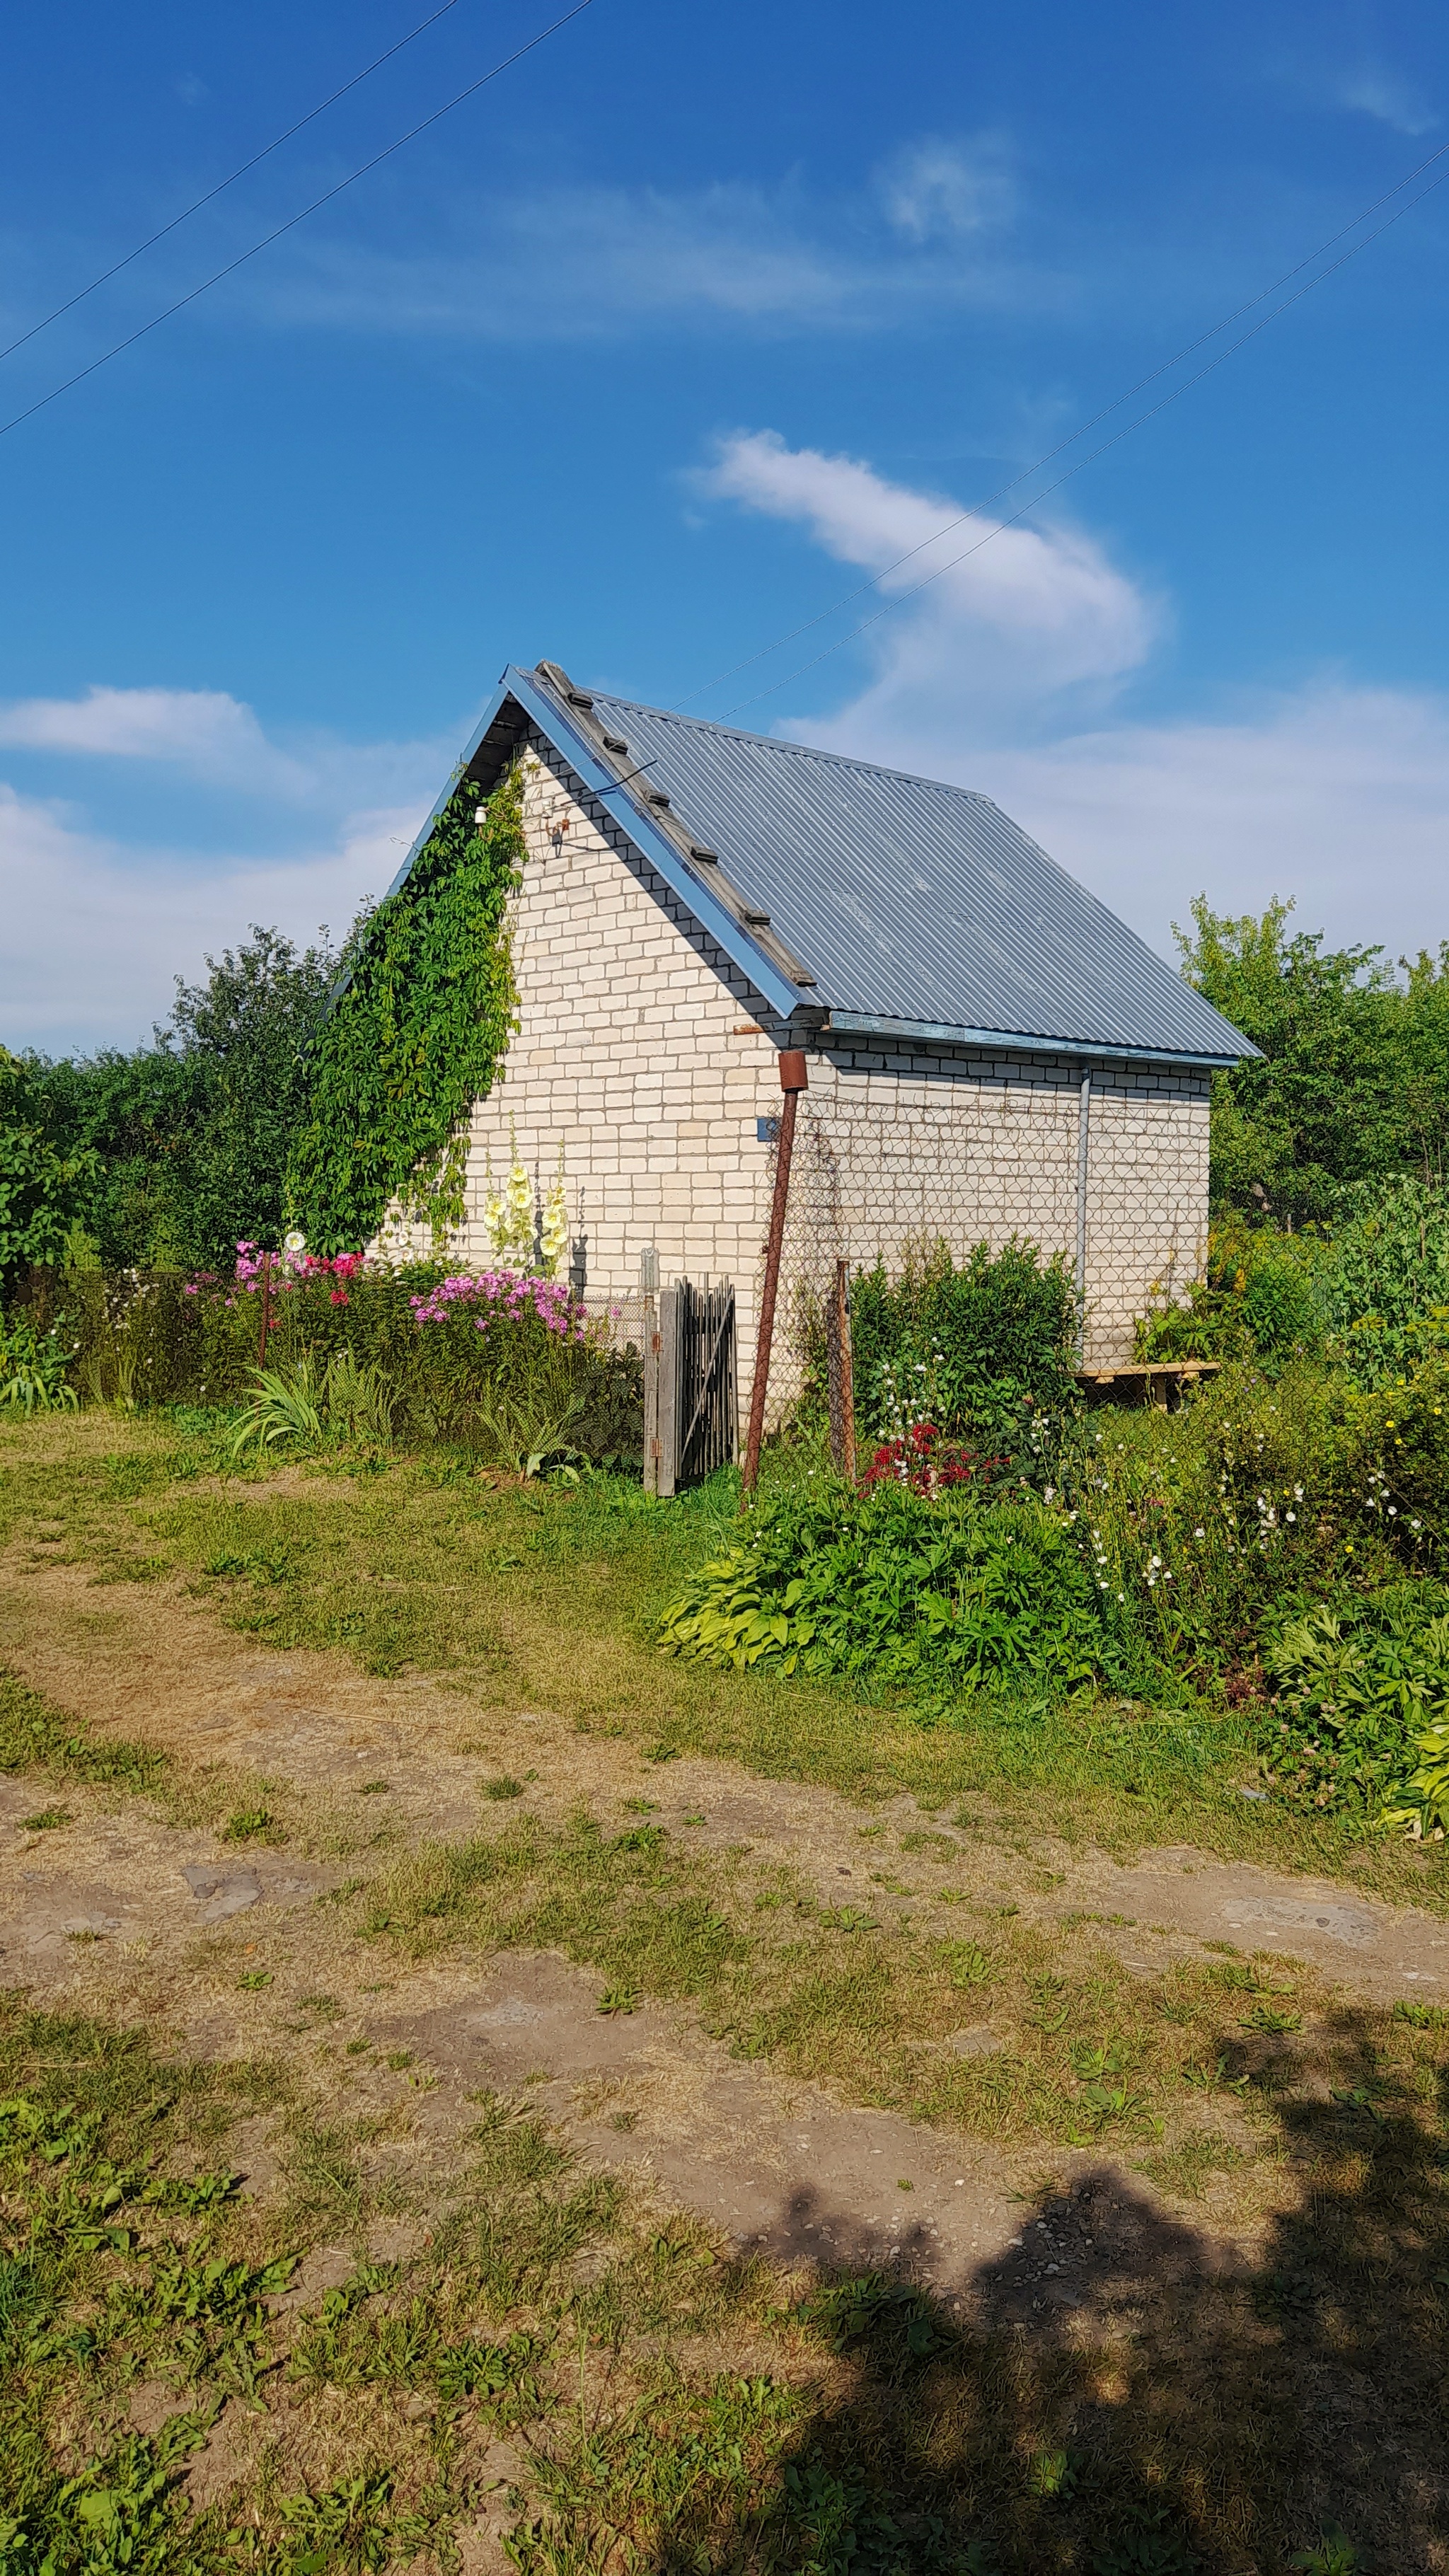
top-left (287, 766), bottom-right (526, 1253)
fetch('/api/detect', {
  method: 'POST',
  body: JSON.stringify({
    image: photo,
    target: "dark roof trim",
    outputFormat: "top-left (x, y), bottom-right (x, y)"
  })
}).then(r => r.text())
top-left (388, 666), bottom-right (809, 1025)
top-left (824, 1012), bottom-right (1242, 1071)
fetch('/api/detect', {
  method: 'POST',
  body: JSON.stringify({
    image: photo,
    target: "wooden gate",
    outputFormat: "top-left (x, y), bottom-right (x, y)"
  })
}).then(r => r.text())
top-left (643, 1280), bottom-right (738, 1496)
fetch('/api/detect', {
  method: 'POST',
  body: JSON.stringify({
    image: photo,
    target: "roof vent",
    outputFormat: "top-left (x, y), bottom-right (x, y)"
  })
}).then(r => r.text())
top-left (566, 689), bottom-right (594, 710)
top-left (646, 787), bottom-right (671, 808)
top-left (602, 732), bottom-right (628, 754)
top-left (742, 908), bottom-right (770, 926)
top-left (689, 845), bottom-right (720, 864)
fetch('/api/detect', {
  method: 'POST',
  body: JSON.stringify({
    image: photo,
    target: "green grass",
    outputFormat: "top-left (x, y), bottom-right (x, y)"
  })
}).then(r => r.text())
top-left (8, 1416), bottom-right (1449, 2565)
top-left (352, 1804), bottom-right (1424, 2166)
top-left (4, 1408), bottom-right (1445, 1911)
top-left (1, 1980), bottom-right (1446, 2574)
top-left (0, 1665), bottom-right (171, 1797)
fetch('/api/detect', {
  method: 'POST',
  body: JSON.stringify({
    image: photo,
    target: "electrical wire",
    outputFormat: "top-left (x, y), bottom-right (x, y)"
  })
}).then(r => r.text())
top-left (684, 133), bottom-right (1449, 716)
top-left (0, 0), bottom-right (596, 446)
top-left (0, 0), bottom-right (477, 367)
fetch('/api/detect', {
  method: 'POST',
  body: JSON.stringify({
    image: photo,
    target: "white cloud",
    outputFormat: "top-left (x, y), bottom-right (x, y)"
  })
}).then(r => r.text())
top-left (972, 685), bottom-right (1449, 966)
top-left (0, 686), bottom-right (457, 1050)
top-left (0, 782), bottom-right (428, 1053)
top-left (0, 686), bottom-right (297, 787)
top-left (0, 683), bottom-right (450, 814)
top-left (1333, 65), bottom-right (1437, 134)
top-left (229, 159), bottom-right (1051, 342)
top-left (701, 429), bottom-right (1158, 737)
top-left (709, 433), bottom-right (1449, 966)
top-left (876, 135), bottom-right (1015, 244)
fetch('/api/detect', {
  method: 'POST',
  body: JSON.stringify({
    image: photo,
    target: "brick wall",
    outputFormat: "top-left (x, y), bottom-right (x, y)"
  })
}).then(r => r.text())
top-left (377, 731), bottom-right (1209, 1394)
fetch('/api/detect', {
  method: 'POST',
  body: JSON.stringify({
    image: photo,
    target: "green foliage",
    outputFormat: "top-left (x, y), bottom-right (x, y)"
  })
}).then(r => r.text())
top-left (229, 1355), bottom-right (327, 1460)
top-left (1260, 1588), bottom-right (1449, 1820)
top-left (1375, 1710), bottom-right (1449, 1841)
top-left (838, 1238), bottom-right (1078, 1471)
top-left (287, 766), bottom-right (524, 1253)
top-left (277, 2471), bottom-right (430, 2575)
top-left (25, 928), bottom-right (339, 1273)
top-left (659, 1484), bottom-right (1126, 1694)
top-left (1177, 896), bottom-right (1449, 1224)
top-left (0, 1312), bottom-right (79, 1414)
top-left (1136, 1221), bottom-right (1322, 1366)
top-left (0, 1048), bottom-right (99, 1299)
top-left (1315, 1178), bottom-right (1449, 1387)
top-left (56, 1254), bottom-right (642, 1469)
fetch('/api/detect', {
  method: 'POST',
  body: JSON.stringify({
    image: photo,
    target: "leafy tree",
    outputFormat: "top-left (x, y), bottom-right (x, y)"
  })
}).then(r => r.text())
top-left (164, 925), bottom-right (340, 1267)
top-left (0, 1047), bottom-right (99, 1300)
top-left (27, 927), bottom-right (338, 1272)
top-left (1176, 897), bottom-right (1449, 1224)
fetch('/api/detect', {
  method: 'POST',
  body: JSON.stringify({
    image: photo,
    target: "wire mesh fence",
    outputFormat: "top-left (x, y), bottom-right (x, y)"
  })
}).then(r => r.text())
top-left (761, 1090), bottom-right (1020, 1422)
top-left (756, 1077), bottom-right (1099, 1452)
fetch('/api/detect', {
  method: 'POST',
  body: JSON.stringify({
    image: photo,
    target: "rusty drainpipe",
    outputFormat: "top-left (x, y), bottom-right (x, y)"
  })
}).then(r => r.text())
top-left (741, 1048), bottom-right (808, 1501)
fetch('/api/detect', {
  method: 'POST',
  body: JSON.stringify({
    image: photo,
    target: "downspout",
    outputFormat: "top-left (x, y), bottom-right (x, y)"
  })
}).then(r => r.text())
top-left (1075, 1065), bottom-right (1092, 1361)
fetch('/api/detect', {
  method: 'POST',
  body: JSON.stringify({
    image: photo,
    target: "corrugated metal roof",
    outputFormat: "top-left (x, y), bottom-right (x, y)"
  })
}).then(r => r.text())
top-left (523, 673), bottom-right (1252, 1065)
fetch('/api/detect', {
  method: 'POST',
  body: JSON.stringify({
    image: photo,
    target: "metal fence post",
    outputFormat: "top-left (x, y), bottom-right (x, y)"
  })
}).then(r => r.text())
top-left (742, 1048), bottom-right (809, 1500)
top-left (827, 1255), bottom-right (857, 1484)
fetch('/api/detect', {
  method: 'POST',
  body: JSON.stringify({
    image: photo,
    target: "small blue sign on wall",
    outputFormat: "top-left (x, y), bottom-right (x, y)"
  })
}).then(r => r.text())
top-left (756, 1116), bottom-right (781, 1143)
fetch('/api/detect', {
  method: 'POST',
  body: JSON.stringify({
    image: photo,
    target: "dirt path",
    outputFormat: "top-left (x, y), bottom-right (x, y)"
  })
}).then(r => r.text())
top-left (4, 1561), bottom-right (1448, 2304)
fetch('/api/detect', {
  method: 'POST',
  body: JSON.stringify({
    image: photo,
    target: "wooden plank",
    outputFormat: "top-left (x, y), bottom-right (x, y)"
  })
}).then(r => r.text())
top-left (657, 1286), bottom-right (679, 1498)
top-left (641, 1293), bottom-right (659, 1496)
top-left (1075, 1361), bottom-right (1220, 1382)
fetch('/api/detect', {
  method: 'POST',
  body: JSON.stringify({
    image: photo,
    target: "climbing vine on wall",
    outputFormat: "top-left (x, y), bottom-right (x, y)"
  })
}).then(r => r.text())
top-left (287, 764), bottom-right (526, 1253)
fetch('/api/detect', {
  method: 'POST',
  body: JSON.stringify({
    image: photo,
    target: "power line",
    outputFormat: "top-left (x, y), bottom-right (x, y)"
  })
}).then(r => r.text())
top-left (0, 0), bottom-right (596, 446)
top-left (686, 134), bottom-right (1449, 716)
top-left (0, 0), bottom-right (475, 368)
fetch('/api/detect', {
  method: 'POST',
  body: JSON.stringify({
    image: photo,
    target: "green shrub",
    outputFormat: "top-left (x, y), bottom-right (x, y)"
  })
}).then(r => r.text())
top-left (57, 1249), bottom-right (645, 1469)
top-left (659, 1483), bottom-right (1130, 1696)
top-left (833, 1239), bottom-right (1078, 1473)
top-left (1316, 1178), bottom-right (1449, 1387)
top-left (0, 1046), bottom-right (98, 1300)
top-left (1262, 1588), bottom-right (1449, 1819)
top-left (1136, 1222), bottom-right (1322, 1367)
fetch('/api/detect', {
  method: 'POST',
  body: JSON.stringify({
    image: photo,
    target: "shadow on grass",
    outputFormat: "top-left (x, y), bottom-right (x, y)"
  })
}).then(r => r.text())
top-left (519, 2003), bottom-right (1449, 2575)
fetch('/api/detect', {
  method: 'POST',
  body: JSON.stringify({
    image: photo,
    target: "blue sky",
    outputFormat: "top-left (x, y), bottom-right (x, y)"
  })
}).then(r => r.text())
top-left (4, 0), bottom-right (1448, 1049)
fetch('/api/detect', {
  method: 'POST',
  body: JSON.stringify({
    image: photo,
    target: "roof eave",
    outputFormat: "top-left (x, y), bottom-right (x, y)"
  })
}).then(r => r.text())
top-left (823, 1011), bottom-right (1258, 1070)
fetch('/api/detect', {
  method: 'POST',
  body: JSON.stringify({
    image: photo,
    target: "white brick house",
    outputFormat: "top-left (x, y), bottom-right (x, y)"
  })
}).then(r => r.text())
top-left (380, 661), bottom-right (1252, 1390)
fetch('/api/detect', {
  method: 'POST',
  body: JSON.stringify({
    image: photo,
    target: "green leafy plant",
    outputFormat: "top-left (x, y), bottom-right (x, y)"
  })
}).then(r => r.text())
top-left (279, 2468), bottom-right (431, 2575)
top-left (659, 1484), bottom-right (1121, 1696)
top-left (229, 1354), bottom-right (325, 1458)
top-left (1263, 1593), bottom-right (1449, 1818)
top-left (1378, 1714), bottom-right (1449, 1839)
top-left (0, 1311), bottom-right (79, 1414)
top-left (322, 1344), bottom-right (398, 1448)
top-left (1318, 1179), bottom-right (1449, 1387)
top-left (1289, 2527), bottom-right (1365, 2575)
top-left (287, 766), bottom-right (524, 1253)
top-left (829, 1236), bottom-right (1079, 1479)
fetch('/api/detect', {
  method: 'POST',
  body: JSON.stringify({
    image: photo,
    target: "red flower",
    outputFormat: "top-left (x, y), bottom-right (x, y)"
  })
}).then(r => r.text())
top-left (330, 1288), bottom-right (350, 1305)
